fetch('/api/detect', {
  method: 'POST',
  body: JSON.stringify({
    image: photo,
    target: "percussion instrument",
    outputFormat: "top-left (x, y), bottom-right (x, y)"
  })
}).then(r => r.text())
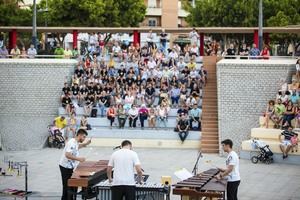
top-left (68, 160), bottom-right (108, 200)
top-left (95, 179), bottom-right (170, 200)
top-left (173, 168), bottom-right (227, 200)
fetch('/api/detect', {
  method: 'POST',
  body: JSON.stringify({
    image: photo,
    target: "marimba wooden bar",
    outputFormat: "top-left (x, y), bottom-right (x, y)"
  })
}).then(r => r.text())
top-left (173, 168), bottom-right (227, 200)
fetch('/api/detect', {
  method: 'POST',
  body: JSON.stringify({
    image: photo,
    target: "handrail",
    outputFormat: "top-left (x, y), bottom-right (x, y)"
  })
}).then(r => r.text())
top-left (0, 54), bottom-right (298, 60)
top-left (0, 26), bottom-right (300, 34)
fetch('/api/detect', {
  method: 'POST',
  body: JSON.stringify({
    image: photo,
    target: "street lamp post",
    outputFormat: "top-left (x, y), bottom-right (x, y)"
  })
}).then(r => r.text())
top-left (32, 0), bottom-right (37, 49)
top-left (258, 0), bottom-right (263, 51)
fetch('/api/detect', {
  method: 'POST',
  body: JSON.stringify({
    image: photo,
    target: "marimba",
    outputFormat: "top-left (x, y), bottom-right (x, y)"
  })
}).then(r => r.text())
top-left (173, 168), bottom-right (227, 200)
top-left (96, 179), bottom-right (170, 200)
top-left (68, 160), bottom-right (109, 200)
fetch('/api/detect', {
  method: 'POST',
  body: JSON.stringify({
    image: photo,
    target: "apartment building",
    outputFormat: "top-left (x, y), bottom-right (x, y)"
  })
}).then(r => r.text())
top-left (141, 0), bottom-right (190, 28)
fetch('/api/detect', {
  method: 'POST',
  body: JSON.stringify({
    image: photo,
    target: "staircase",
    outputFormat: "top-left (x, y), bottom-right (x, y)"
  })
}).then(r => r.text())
top-left (201, 56), bottom-right (220, 153)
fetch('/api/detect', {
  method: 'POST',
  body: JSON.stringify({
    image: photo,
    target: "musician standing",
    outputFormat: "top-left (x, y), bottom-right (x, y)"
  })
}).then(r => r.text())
top-left (59, 129), bottom-right (91, 200)
top-left (107, 140), bottom-right (143, 200)
top-left (216, 139), bottom-right (241, 200)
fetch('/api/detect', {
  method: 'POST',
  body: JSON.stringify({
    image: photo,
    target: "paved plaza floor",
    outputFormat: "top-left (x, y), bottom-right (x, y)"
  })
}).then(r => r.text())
top-left (0, 147), bottom-right (299, 200)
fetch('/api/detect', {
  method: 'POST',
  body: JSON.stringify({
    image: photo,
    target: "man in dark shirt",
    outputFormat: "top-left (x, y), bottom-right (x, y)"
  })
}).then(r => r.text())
top-left (145, 83), bottom-right (155, 106)
top-left (126, 75), bottom-right (135, 87)
top-left (239, 43), bottom-right (249, 59)
top-left (118, 65), bottom-right (126, 78)
top-left (61, 94), bottom-right (72, 115)
top-left (177, 114), bottom-right (189, 143)
top-left (177, 104), bottom-right (189, 121)
top-left (71, 83), bottom-right (80, 100)
top-left (62, 83), bottom-right (71, 96)
top-left (74, 65), bottom-right (84, 78)
top-left (94, 84), bottom-right (102, 100)
top-left (181, 67), bottom-right (190, 84)
top-left (117, 77), bottom-right (126, 87)
top-left (279, 126), bottom-right (295, 159)
top-left (87, 83), bottom-right (95, 95)
top-left (226, 44), bottom-right (236, 59)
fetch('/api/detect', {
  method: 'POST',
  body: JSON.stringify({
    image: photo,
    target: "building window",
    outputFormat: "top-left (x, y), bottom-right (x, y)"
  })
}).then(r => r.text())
top-left (148, 19), bottom-right (157, 27)
top-left (148, 0), bottom-right (156, 8)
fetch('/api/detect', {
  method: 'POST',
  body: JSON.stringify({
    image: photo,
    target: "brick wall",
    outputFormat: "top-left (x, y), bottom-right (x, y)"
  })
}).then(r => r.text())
top-left (0, 59), bottom-right (77, 150)
top-left (217, 59), bottom-right (297, 153)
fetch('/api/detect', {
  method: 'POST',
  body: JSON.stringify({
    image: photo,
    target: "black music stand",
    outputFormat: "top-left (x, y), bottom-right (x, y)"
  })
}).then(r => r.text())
top-left (192, 151), bottom-right (203, 175)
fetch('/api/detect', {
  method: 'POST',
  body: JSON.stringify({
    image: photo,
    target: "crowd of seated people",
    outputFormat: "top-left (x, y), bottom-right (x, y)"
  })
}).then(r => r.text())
top-left (264, 61), bottom-right (300, 130)
top-left (262, 59), bottom-right (300, 159)
top-left (58, 33), bottom-right (206, 142)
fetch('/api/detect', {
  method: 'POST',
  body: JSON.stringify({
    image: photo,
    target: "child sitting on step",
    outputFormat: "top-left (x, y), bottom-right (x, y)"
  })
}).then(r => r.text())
top-left (291, 133), bottom-right (298, 153)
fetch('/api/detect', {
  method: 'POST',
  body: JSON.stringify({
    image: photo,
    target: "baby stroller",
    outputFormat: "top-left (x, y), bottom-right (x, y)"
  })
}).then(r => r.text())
top-left (47, 125), bottom-right (65, 149)
top-left (251, 139), bottom-right (273, 164)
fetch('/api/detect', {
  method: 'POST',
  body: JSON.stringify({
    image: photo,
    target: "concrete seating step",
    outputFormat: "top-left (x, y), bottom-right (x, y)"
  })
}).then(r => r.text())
top-left (86, 117), bottom-right (178, 128)
top-left (242, 140), bottom-right (300, 155)
top-left (250, 128), bottom-right (282, 141)
top-left (90, 137), bottom-right (201, 149)
top-left (59, 107), bottom-right (181, 118)
top-left (240, 150), bottom-right (300, 165)
top-left (87, 128), bottom-right (201, 141)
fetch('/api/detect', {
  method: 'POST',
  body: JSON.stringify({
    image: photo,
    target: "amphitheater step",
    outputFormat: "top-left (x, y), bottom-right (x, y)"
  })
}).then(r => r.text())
top-left (88, 128), bottom-right (201, 149)
top-left (201, 56), bottom-right (220, 153)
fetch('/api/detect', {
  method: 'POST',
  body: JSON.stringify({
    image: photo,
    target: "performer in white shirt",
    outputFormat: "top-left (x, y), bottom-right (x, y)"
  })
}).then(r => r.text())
top-left (59, 129), bottom-right (91, 200)
top-left (216, 139), bottom-right (241, 200)
top-left (107, 140), bottom-right (143, 200)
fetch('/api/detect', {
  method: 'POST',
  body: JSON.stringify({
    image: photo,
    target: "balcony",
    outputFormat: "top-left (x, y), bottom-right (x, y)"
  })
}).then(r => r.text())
top-left (178, 8), bottom-right (189, 17)
top-left (146, 7), bottom-right (162, 16)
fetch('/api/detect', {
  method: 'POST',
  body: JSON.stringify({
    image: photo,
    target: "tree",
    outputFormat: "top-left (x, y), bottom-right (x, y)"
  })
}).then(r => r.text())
top-left (183, 0), bottom-right (300, 27)
top-left (37, 0), bottom-right (146, 27)
top-left (0, 0), bottom-right (32, 26)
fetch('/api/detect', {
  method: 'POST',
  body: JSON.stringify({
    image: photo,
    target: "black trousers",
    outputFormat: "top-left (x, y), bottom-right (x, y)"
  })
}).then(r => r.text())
top-left (118, 117), bottom-right (126, 128)
top-left (111, 185), bottom-right (135, 200)
top-left (129, 117), bottom-right (138, 127)
top-left (140, 115), bottom-right (147, 127)
top-left (227, 180), bottom-right (240, 200)
top-left (178, 131), bottom-right (189, 142)
top-left (107, 116), bottom-right (115, 126)
top-left (59, 165), bottom-right (77, 200)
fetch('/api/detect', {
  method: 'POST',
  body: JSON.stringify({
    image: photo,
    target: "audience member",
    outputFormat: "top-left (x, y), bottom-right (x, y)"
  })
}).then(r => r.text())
top-left (260, 45), bottom-right (270, 59)
top-left (54, 44), bottom-right (64, 57)
top-left (117, 104), bottom-right (127, 129)
top-left (27, 44), bottom-right (37, 58)
top-left (249, 43), bottom-right (260, 58)
top-left (107, 105), bottom-right (116, 129)
top-left (279, 126), bottom-right (295, 159)
top-left (189, 28), bottom-right (199, 46)
top-left (177, 114), bottom-right (189, 143)
top-left (128, 105), bottom-right (138, 128)
top-left (148, 107), bottom-right (156, 129)
top-left (157, 104), bottom-right (168, 128)
top-left (139, 104), bottom-right (148, 129)
top-left (54, 116), bottom-right (67, 137)
top-left (0, 46), bottom-right (8, 58)
top-left (67, 113), bottom-right (77, 140)
top-left (282, 101), bottom-right (295, 127)
top-left (265, 100), bottom-right (275, 128)
top-left (273, 99), bottom-right (286, 128)
top-left (10, 45), bottom-right (20, 58)
top-left (189, 104), bottom-right (202, 131)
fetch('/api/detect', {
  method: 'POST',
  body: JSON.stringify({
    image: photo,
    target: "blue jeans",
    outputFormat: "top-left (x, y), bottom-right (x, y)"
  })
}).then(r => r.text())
top-left (158, 117), bottom-right (167, 128)
top-left (99, 104), bottom-right (106, 117)
top-left (171, 96), bottom-right (180, 105)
